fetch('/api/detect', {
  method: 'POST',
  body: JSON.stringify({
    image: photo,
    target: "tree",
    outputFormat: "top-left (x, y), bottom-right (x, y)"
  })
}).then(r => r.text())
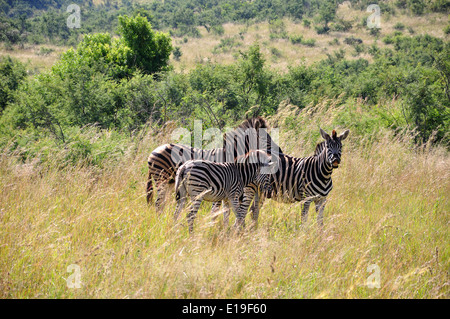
top-left (316, 1), bottom-right (337, 34)
top-left (0, 56), bottom-right (26, 113)
top-left (118, 14), bottom-right (172, 75)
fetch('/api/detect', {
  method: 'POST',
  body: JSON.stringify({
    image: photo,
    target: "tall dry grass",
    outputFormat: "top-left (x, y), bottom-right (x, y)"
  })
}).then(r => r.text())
top-left (0, 101), bottom-right (448, 298)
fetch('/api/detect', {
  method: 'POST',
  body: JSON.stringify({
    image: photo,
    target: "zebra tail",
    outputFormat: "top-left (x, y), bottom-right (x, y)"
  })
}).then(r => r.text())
top-left (174, 166), bottom-right (186, 201)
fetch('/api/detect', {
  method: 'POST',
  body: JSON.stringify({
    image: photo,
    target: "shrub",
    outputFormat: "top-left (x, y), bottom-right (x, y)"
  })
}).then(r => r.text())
top-left (289, 34), bottom-right (303, 44)
top-left (344, 37), bottom-right (363, 45)
top-left (328, 38), bottom-right (340, 46)
top-left (302, 38), bottom-right (316, 47)
top-left (173, 47), bottom-right (182, 61)
top-left (314, 25), bottom-right (329, 34)
top-left (369, 27), bottom-right (381, 37)
top-left (444, 25), bottom-right (450, 35)
top-left (212, 37), bottom-right (241, 54)
top-left (212, 25), bottom-right (225, 36)
top-left (118, 14), bottom-right (173, 75)
top-left (331, 19), bottom-right (353, 32)
top-left (269, 18), bottom-right (288, 39)
top-left (0, 56), bottom-right (27, 113)
top-left (407, 0), bottom-right (425, 15)
top-left (303, 19), bottom-right (311, 28)
top-left (394, 22), bottom-right (405, 30)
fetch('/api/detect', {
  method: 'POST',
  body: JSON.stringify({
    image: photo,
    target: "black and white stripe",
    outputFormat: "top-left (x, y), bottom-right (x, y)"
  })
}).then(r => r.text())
top-left (146, 117), bottom-right (282, 210)
top-left (248, 128), bottom-right (349, 226)
top-left (174, 150), bottom-right (275, 233)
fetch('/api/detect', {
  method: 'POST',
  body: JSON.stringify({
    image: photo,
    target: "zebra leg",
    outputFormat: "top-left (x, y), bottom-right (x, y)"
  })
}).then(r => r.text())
top-left (222, 201), bottom-right (230, 227)
top-left (315, 197), bottom-right (327, 227)
top-left (230, 197), bottom-right (245, 230)
top-left (301, 200), bottom-right (312, 224)
top-left (250, 191), bottom-right (264, 229)
top-left (240, 186), bottom-right (259, 229)
top-left (187, 198), bottom-right (203, 234)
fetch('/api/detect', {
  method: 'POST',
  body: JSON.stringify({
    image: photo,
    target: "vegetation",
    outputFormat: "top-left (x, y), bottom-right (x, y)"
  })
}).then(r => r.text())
top-left (0, 0), bottom-right (448, 299)
top-left (0, 100), bottom-right (448, 298)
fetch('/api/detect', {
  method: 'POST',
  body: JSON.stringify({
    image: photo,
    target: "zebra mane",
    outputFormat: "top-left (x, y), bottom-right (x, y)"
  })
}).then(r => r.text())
top-left (314, 141), bottom-right (326, 156)
top-left (222, 116), bottom-right (283, 154)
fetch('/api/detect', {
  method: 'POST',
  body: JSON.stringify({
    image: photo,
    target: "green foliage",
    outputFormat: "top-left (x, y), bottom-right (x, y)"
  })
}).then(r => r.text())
top-left (1, 14), bottom-right (449, 165)
top-left (407, 0), bottom-right (425, 15)
top-left (331, 18), bottom-right (352, 32)
top-left (1, 0), bottom-right (446, 47)
top-left (53, 33), bottom-right (133, 80)
top-left (211, 25), bottom-right (225, 36)
top-left (316, 0), bottom-right (337, 33)
top-left (118, 14), bottom-right (172, 75)
top-left (344, 37), bottom-right (363, 46)
top-left (394, 23), bottom-right (405, 31)
top-left (173, 47), bottom-right (182, 61)
top-left (444, 25), bottom-right (450, 35)
top-left (0, 56), bottom-right (26, 113)
top-left (303, 19), bottom-right (311, 28)
top-left (212, 37), bottom-right (241, 54)
top-left (268, 18), bottom-right (288, 39)
top-left (289, 34), bottom-right (303, 44)
top-left (369, 27), bottom-right (381, 37)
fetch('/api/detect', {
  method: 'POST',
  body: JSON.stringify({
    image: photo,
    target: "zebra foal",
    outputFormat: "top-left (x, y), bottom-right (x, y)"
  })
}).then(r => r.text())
top-left (174, 150), bottom-right (275, 233)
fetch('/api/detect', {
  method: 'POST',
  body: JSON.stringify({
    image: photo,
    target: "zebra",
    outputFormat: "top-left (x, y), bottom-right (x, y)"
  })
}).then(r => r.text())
top-left (174, 150), bottom-right (275, 233)
top-left (245, 128), bottom-right (349, 227)
top-left (146, 117), bottom-right (282, 218)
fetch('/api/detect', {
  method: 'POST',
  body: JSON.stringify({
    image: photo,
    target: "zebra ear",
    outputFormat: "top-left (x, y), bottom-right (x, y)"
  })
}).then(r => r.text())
top-left (338, 129), bottom-right (349, 141)
top-left (320, 128), bottom-right (330, 141)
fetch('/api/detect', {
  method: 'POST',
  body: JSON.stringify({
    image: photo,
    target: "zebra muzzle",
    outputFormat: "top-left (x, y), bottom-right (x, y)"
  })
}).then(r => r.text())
top-left (332, 160), bottom-right (339, 168)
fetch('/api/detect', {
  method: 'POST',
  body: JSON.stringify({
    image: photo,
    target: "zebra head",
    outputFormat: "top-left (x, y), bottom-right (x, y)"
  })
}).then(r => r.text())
top-left (319, 128), bottom-right (349, 169)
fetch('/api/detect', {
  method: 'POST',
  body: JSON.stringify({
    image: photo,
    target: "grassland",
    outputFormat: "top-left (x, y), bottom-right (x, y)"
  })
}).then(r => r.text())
top-left (169, 2), bottom-right (449, 72)
top-left (2, 2), bottom-right (448, 74)
top-left (1, 102), bottom-right (448, 298)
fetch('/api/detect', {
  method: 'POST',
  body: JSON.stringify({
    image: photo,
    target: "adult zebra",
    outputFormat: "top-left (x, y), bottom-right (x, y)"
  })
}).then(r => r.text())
top-left (174, 150), bottom-right (275, 233)
top-left (246, 128), bottom-right (349, 227)
top-left (146, 117), bottom-right (282, 212)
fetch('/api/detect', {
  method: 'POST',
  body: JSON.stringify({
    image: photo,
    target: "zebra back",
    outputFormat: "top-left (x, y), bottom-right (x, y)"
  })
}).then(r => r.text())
top-left (147, 117), bottom-right (281, 203)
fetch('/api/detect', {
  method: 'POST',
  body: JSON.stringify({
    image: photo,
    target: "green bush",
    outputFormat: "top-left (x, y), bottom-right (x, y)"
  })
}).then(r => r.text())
top-left (0, 56), bottom-right (26, 113)
top-left (118, 14), bottom-right (173, 75)
top-left (302, 38), bottom-right (316, 47)
top-left (212, 25), bottom-right (225, 36)
top-left (394, 23), bottom-right (405, 30)
top-left (173, 47), bottom-right (182, 61)
top-left (289, 34), bottom-right (303, 44)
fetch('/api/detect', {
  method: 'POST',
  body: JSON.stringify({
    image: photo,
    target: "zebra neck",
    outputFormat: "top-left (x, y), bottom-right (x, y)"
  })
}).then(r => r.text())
top-left (318, 146), bottom-right (333, 179)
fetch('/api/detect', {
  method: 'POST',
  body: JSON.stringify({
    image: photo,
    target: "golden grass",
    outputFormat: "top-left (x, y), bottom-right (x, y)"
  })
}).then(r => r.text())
top-left (1, 101), bottom-right (448, 298)
top-left (0, 44), bottom-right (69, 74)
top-left (170, 3), bottom-right (449, 72)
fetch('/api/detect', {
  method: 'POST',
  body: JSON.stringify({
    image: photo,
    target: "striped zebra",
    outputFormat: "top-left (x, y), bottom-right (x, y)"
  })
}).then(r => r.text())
top-left (146, 117), bottom-right (282, 212)
top-left (174, 150), bottom-right (275, 233)
top-left (246, 128), bottom-right (349, 227)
